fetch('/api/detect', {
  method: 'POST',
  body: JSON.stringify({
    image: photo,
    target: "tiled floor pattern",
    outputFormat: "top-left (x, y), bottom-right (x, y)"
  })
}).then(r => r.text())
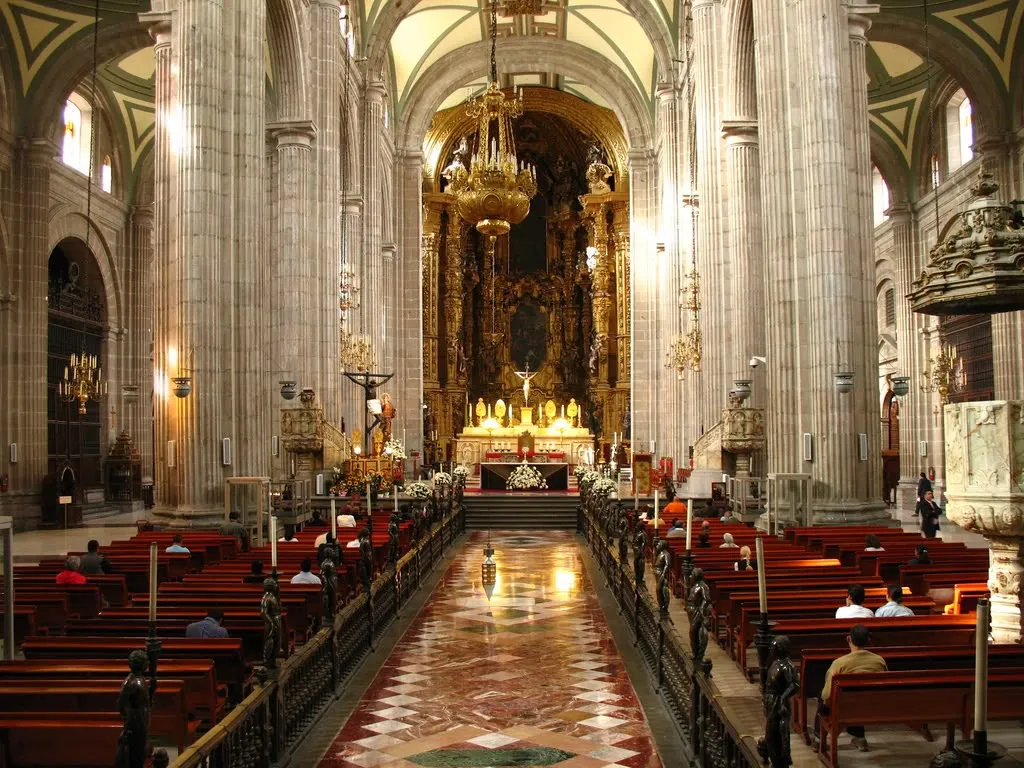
top-left (317, 531), bottom-right (662, 768)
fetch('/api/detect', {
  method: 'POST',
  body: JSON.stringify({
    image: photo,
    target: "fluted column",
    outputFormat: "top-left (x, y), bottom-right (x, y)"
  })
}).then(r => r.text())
top-left (126, 205), bottom-right (155, 475)
top-left (269, 121), bottom-right (317, 387)
top-left (422, 202), bottom-right (442, 389)
top-left (394, 149), bottom-right (425, 456)
top-left (362, 81), bottom-right (387, 365)
top-left (629, 149), bottom-right (658, 449)
top-left (339, 194), bottom-right (363, 434)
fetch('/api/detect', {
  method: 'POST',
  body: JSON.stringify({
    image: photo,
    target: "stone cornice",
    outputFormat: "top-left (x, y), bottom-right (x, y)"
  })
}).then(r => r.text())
top-left (138, 11), bottom-right (173, 46)
top-left (846, 4), bottom-right (879, 42)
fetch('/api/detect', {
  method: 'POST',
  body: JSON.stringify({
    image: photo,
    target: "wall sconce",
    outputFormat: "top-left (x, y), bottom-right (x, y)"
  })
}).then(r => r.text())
top-left (272, 435), bottom-right (280, 456)
top-left (171, 377), bottom-right (193, 398)
top-left (833, 371), bottom-right (854, 394)
top-left (222, 437), bottom-right (232, 466)
top-left (280, 381), bottom-right (298, 400)
top-left (167, 440), bottom-right (177, 468)
top-left (891, 375), bottom-right (910, 397)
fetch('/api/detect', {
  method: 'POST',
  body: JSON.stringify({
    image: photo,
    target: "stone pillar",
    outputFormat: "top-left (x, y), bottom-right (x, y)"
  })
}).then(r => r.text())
top-left (629, 149), bottom-right (658, 450)
top-left (944, 401), bottom-right (1024, 642)
top-left (362, 81), bottom-right (387, 363)
top-left (126, 205), bottom-right (155, 475)
top-left (394, 150), bottom-right (425, 456)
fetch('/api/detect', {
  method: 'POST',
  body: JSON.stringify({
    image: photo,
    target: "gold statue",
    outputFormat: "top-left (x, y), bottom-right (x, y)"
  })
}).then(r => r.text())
top-left (514, 362), bottom-right (539, 406)
top-left (475, 398), bottom-right (486, 426)
top-left (567, 398), bottom-right (579, 427)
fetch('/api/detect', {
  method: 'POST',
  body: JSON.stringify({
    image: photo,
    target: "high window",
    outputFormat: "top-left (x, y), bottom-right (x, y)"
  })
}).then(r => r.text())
top-left (100, 155), bottom-right (112, 193)
top-left (62, 93), bottom-right (93, 175)
top-left (872, 166), bottom-right (889, 226)
top-left (945, 88), bottom-right (974, 172)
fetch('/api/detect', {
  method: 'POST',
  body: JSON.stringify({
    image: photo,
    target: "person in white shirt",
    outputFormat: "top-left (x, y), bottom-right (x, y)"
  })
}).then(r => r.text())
top-left (720, 532), bottom-right (739, 548)
top-left (874, 584), bottom-right (914, 617)
top-left (278, 524), bottom-right (300, 544)
top-left (863, 534), bottom-right (885, 552)
top-left (337, 514), bottom-right (356, 528)
top-left (290, 558), bottom-right (321, 585)
top-left (315, 530), bottom-right (329, 548)
top-left (835, 584), bottom-right (875, 619)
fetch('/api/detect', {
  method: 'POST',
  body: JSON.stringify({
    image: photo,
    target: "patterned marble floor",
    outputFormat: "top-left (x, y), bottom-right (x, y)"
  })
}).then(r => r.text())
top-left (316, 531), bottom-right (663, 768)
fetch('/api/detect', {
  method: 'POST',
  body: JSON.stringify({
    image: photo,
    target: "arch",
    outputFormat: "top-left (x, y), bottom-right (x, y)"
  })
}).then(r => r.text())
top-left (266, 0), bottom-right (310, 120)
top-left (47, 210), bottom-right (122, 331)
top-left (0, 45), bottom-right (13, 135)
top-left (397, 38), bottom-right (654, 155)
top-left (869, 131), bottom-right (910, 205)
top-left (363, 0), bottom-right (676, 97)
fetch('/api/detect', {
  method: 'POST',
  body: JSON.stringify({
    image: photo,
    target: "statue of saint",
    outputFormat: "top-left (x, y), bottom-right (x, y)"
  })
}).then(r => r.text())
top-left (688, 568), bottom-right (712, 667)
top-left (617, 509), bottom-right (630, 563)
top-left (513, 362), bottom-right (539, 407)
top-left (654, 539), bottom-right (672, 615)
top-left (261, 578), bottom-right (282, 670)
top-left (379, 392), bottom-right (396, 443)
top-left (115, 649), bottom-right (151, 768)
top-left (320, 553), bottom-right (338, 622)
top-left (633, 526), bottom-right (647, 586)
top-left (757, 635), bottom-right (800, 768)
top-left (388, 513), bottom-right (401, 565)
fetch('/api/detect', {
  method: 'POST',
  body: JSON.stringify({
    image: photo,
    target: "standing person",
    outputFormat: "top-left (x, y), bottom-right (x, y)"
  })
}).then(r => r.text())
top-left (219, 511), bottom-right (249, 552)
top-left (812, 625), bottom-right (887, 752)
top-left (916, 491), bottom-right (941, 539)
top-left (915, 472), bottom-right (932, 516)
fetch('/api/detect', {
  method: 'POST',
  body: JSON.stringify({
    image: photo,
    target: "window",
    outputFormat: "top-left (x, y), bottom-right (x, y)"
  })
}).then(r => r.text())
top-left (61, 93), bottom-right (92, 175)
top-left (872, 166), bottom-right (889, 226)
top-left (885, 288), bottom-right (895, 327)
top-left (945, 88), bottom-right (973, 172)
top-left (100, 155), bottom-right (112, 193)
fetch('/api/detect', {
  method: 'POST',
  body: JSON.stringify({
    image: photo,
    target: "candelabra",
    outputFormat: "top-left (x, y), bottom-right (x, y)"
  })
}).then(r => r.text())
top-left (920, 344), bottom-right (966, 405)
top-left (59, 352), bottom-right (108, 415)
top-left (338, 269), bottom-right (360, 312)
top-left (665, 266), bottom-right (703, 378)
top-left (339, 330), bottom-right (376, 373)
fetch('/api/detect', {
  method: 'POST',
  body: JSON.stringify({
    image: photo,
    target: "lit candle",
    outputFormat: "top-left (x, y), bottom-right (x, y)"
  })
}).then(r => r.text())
top-left (270, 516), bottom-right (278, 568)
top-left (330, 498), bottom-right (337, 539)
top-left (654, 488), bottom-right (659, 531)
top-left (756, 536), bottom-right (767, 614)
top-left (366, 482), bottom-right (371, 516)
top-left (63, 366), bottom-right (68, 380)
top-left (561, 404), bottom-right (566, 418)
top-left (975, 598), bottom-right (990, 733)
top-left (685, 505), bottom-right (693, 550)
top-left (148, 542), bottom-right (158, 622)
top-left (487, 403), bottom-right (491, 418)
top-left (394, 488), bottom-right (399, 512)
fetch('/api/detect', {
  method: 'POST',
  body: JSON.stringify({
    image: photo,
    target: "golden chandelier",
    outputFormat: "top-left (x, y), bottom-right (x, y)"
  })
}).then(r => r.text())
top-left (445, 0), bottom-right (536, 244)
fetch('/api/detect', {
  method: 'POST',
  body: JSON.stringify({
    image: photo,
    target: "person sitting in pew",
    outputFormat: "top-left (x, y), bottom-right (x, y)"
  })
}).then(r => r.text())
top-left (219, 511), bottom-right (249, 551)
top-left (307, 509), bottom-right (329, 528)
top-left (166, 534), bottom-right (190, 554)
top-left (317, 534), bottom-right (338, 564)
top-left (908, 545), bottom-right (931, 566)
top-left (244, 560), bottom-right (266, 584)
top-left (875, 584), bottom-right (914, 618)
top-left (666, 519), bottom-right (686, 538)
top-left (720, 532), bottom-right (739, 549)
top-left (812, 624), bottom-right (887, 753)
top-left (663, 495), bottom-right (687, 522)
top-left (56, 556), bottom-right (86, 585)
top-left (80, 540), bottom-right (112, 575)
top-left (291, 558), bottom-right (321, 585)
top-left (278, 525), bottom-right (300, 544)
top-left (734, 546), bottom-right (754, 571)
top-left (337, 513), bottom-right (357, 528)
top-left (185, 609), bottom-right (228, 639)
top-left (835, 584), bottom-right (874, 619)
top-left (863, 534), bottom-right (885, 552)
top-left (697, 521), bottom-right (712, 548)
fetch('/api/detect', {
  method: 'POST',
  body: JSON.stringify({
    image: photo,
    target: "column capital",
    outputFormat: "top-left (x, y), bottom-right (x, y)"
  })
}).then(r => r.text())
top-left (627, 148), bottom-right (656, 168)
top-left (655, 82), bottom-right (679, 102)
top-left (340, 192), bottom-right (364, 212)
top-left (18, 137), bottom-right (59, 163)
top-left (131, 204), bottom-right (155, 228)
top-left (846, 4), bottom-right (879, 42)
top-left (268, 119), bottom-right (318, 148)
top-left (884, 203), bottom-right (913, 225)
top-left (367, 80), bottom-right (388, 102)
top-left (972, 131), bottom-right (1014, 157)
top-left (138, 11), bottom-right (173, 46)
top-left (721, 119), bottom-right (758, 145)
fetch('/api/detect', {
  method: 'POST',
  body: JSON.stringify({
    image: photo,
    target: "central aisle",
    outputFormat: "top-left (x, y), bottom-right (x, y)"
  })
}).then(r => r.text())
top-left (317, 531), bottom-right (663, 767)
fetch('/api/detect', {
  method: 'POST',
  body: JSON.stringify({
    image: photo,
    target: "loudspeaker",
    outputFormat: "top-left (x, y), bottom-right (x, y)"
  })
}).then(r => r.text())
top-left (271, 435), bottom-right (279, 457)
top-left (8, 443), bottom-right (16, 464)
top-left (802, 433), bottom-right (814, 463)
top-left (859, 433), bottom-right (868, 462)
top-left (167, 440), bottom-right (176, 468)
top-left (222, 438), bottom-right (232, 466)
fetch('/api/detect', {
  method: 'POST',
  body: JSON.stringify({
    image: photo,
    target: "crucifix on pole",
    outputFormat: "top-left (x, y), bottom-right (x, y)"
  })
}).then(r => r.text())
top-left (343, 371), bottom-right (395, 453)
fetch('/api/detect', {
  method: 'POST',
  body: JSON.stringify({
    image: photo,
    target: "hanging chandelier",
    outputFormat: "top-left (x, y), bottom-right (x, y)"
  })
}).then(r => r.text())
top-left (920, 343), bottom-right (966, 405)
top-left (445, 0), bottom-right (537, 247)
top-left (665, 264), bottom-right (702, 378)
top-left (338, 269), bottom-right (360, 312)
top-left (908, 171), bottom-right (1024, 315)
top-left (340, 330), bottom-right (376, 373)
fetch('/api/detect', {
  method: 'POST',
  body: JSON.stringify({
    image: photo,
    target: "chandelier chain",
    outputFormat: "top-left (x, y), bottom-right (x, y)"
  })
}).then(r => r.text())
top-left (489, 0), bottom-right (498, 84)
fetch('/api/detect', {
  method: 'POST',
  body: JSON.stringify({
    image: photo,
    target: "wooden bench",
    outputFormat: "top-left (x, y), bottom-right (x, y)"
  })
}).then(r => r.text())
top-left (13, 573), bottom-right (130, 607)
top-left (0, 713), bottom-right (124, 767)
top-left (944, 583), bottom-right (989, 615)
top-left (0, 607), bottom-right (37, 645)
top-left (3, 584), bottom-right (103, 620)
top-left (773, 615), bottom-right (978, 660)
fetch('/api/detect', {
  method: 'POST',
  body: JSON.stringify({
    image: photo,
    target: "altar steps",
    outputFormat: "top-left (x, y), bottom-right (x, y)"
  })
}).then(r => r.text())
top-left (462, 494), bottom-right (579, 530)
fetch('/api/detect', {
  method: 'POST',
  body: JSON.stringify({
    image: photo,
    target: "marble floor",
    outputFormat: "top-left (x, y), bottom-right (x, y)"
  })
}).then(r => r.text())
top-left (315, 531), bottom-right (663, 768)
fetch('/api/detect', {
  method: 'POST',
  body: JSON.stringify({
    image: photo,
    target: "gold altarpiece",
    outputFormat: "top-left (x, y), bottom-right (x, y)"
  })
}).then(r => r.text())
top-left (420, 89), bottom-right (632, 464)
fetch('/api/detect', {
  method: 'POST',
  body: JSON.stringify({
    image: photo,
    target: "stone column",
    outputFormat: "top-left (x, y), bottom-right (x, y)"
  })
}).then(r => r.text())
top-left (629, 149), bottom-right (658, 450)
top-left (269, 121), bottom-right (317, 386)
top-left (394, 150), bottom-right (425, 456)
top-left (126, 205), bottom-right (155, 475)
top-left (944, 401), bottom-right (1024, 642)
top-left (362, 81), bottom-right (387, 363)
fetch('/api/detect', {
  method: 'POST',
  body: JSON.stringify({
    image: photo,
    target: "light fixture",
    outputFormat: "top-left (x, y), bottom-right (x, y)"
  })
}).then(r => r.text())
top-left (60, 352), bottom-right (108, 414)
top-left (280, 380), bottom-right (298, 400)
top-left (733, 379), bottom-right (752, 402)
top-left (171, 377), bottom-right (193, 399)
top-left (833, 372), bottom-right (854, 394)
top-left (585, 246), bottom-right (598, 272)
top-left (920, 344), bottom-right (966, 404)
top-left (482, 532), bottom-right (496, 600)
top-left (888, 374), bottom-right (910, 397)
top-left (445, 0), bottom-right (537, 251)
top-left (339, 331), bottom-right (376, 372)
top-left (665, 265), bottom-right (702, 378)
top-left (338, 269), bottom-right (360, 312)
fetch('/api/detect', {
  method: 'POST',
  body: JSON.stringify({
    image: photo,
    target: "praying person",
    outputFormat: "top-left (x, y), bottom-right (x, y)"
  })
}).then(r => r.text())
top-left (874, 584), bottom-right (914, 617)
top-left (720, 532), bottom-right (739, 548)
top-left (835, 584), bottom-right (874, 619)
top-left (290, 558), bottom-right (321, 585)
top-left (813, 624), bottom-right (886, 752)
top-left (165, 534), bottom-right (190, 554)
top-left (863, 534), bottom-right (884, 552)
top-left (56, 555), bottom-right (86, 585)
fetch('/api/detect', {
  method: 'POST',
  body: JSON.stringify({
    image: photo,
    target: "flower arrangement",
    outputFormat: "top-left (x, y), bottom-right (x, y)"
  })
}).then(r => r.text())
top-left (591, 477), bottom-right (616, 499)
top-left (507, 462), bottom-right (548, 491)
top-left (453, 465), bottom-right (470, 480)
top-left (433, 471), bottom-right (453, 487)
top-left (406, 481), bottom-right (432, 499)
top-left (577, 468), bottom-right (599, 493)
top-left (382, 438), bottom-right (407, 461)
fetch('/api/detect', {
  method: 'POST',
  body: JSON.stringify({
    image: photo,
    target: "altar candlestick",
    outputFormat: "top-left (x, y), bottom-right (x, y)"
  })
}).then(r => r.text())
top-left (654, 489), bottom-right (659, 532)
top-left (756, 537), bottom-right (767, 614)
top-left (330, 498), bottom-right (337, 539)
top-left (685, 506), bottom-right (693, 550)
top-left (366, 482), bottom-right (371, 517)
top-left (975, 598), bottom-right (990, 732)
top-left (270, 516), bottom-right (278, 568)
top-left (148, 542), bottom-right (158, 623)
top-left (394, 489), bottom-right (399, 513)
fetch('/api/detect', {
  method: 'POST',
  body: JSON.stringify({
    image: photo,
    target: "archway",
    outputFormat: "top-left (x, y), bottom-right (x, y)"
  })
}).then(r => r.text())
top-left (46, 238), bottom-right (108, 500)
top-left (881, 390), bottom-right (900, 504)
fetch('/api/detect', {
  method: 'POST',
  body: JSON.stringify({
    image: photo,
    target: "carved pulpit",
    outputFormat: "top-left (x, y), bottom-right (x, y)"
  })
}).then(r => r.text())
top-left (280, 388), bottom-right (350, 482)
top-left (721, 404), bottom-right (766, 478)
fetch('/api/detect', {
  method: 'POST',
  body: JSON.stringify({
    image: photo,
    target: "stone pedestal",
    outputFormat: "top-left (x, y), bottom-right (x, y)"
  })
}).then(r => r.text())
top-left (722, 406), bottom-right (765, 478)
top-left (943, 401), bottom-right (1024, 643)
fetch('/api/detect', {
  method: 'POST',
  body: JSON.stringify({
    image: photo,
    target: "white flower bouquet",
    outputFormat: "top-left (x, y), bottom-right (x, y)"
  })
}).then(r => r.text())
top-left (591, 476), bottom-right (616, 498)
top-left (406, 481), bottom-right (432, 498)
top-left (453, 465), bottom-right (470, 479)
top-left (433, 471), bottom-right (453, 487)
top-left (382, 438), bottom-right (408, 461)
top-left (507, 462), bottom-right (548, 490)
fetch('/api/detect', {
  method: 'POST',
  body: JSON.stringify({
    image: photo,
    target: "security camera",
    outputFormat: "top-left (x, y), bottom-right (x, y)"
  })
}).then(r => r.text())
top-left (749, 356), bottom-right (767, 369)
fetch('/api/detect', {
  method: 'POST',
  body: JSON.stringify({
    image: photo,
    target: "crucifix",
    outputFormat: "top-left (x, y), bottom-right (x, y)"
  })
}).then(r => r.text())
top-left (343, 370), bottom-right (395, 452)
top-left (514, 362), bottom-right (539, 407)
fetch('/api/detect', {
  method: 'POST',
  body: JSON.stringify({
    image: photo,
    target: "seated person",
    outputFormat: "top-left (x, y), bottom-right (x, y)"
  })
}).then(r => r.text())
top-left (290, 558), bottom-right (321, 585)
top-left (243, 560), bottom-right (266, 584)
top-left (863, 534), bottom-right (884, 552)
top-left (720, 510), bottom-right (740, 524)
top-left (278, 525), bottom-right (300, 543)
top-left (219, 511), bottom-right (249, 551)
top-left (813, 624), bottom-right (887, 752)
top-left (734, 545), bottom-right (754, 571)
top-left (185, 609), bottom-right (228, 639)
top-left (663, 496), bottom-right (687, 522)
top-left (720, 532), bottom-right (739, 548)
top-left (317, 534), bottom-right (338, 565)
top-left (165, 534), bottom-right (190, 554)
top-left (337, 513), bottom-right (357, 528)
top-left (908, 544), bottom-right (931, 565)
top-left (875, 584), bottom-right (914, 617)
top-left (666, 518), bottom-right (686, 538)
top-left (80, 539), bottom-right (112, 575)
top-left (835, 583), bottom-right (874, 618)
top-left (306, 509), bottom-right (329, 528)
top-left (346, 533), bottom-right (362, 548)
top-left (696, 521), bottom-right (712, 548)
top-left (56, 555), bottom-right (87, 585)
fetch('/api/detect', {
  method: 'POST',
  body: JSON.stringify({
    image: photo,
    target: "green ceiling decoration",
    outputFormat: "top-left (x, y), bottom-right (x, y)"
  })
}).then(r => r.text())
top-left (935, 0), bottom-right (1023, 88)
top-left (868, 89), bottom-right (926, 166)
top-left (0, 0), bottom-right (97, 94)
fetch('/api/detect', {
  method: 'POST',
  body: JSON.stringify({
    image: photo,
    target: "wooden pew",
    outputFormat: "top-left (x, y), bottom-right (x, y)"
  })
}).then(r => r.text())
top-left (13, 572), bottom-right (130, 607)
top-left (0, 607), bottom-right (36, 645)
top-left (773, 615), bottom-right (978, 660)
top-left (944, 583), bottom-right (989, 615)
top-left (793, 643), bottom-right (1024, 740)
top-left (818, 669), bottom-right (1024, 768)
top-left (0, 713), bottom-right (124, 767)
top-left (130, 591), bottom-right (313, 638)
top-left (3, 584), bottom-right (103, 620)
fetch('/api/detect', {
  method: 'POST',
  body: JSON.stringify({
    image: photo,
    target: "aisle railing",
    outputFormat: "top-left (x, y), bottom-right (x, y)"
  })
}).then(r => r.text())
top-left (579, 509), bottom-right (762, 768)
top-left (172, 507), bottom-right (464, 768)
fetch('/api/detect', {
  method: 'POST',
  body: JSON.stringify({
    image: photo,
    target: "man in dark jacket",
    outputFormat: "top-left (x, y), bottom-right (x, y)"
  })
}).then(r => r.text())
top-left (915, 472), bottom-right (932, 516)
top-left (916, 490), bottom-right (941, 538)
top-left (80, 539), bottom-right (111, 575)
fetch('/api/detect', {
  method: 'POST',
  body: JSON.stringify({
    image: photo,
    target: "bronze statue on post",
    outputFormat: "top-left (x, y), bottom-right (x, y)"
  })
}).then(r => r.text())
top-left (115, 649), bottom-right (151, 768)
top-left (632, 525), bottom-right (647, 586)
top-left (388, 513), bottom-right (400, 565)
top-left (654, 539), bottom-right (672, 617)
top-left (261, 577), bottom-right (282, 672)
top-left (357, 527), bottom-right (373, 591)
top-left (688, 567), bottom-right (712, 673)
top-left (617, 508), bottom-right (630, 563)
top-left (757, 635), bottom-right (799, 768)
top-left (320, 552), bottom-right (338, 622)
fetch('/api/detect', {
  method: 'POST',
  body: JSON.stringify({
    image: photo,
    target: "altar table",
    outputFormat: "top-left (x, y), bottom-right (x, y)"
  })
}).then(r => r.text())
top-left (480, 463), bottom-right (569, 491)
